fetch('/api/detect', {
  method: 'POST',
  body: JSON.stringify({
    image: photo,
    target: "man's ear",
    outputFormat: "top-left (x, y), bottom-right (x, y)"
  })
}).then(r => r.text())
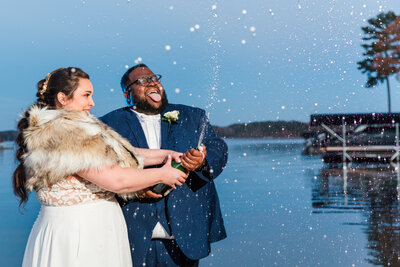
top-left (57, 92), bottom-right (68, 106)
top-left (123, 90), bottom-right (130, 99)
top-left (124, 91), bottom-right (132, 102)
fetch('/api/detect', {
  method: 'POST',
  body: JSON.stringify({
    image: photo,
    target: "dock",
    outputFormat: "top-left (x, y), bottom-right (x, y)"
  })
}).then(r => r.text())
top-left (308, 112), bottom-right (400, 165)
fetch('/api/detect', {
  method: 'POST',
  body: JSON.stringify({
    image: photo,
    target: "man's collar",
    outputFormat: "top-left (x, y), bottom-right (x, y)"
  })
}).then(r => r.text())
top-left (131, 108), bottom-right (161, 121)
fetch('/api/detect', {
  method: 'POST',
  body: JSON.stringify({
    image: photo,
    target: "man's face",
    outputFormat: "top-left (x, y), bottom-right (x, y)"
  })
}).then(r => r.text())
top-left (125, 66), bottom-right (168, 115)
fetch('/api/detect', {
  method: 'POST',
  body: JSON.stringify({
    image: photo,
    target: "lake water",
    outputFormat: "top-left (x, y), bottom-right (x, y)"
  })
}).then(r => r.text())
top-left (1, 139), bottom-right (400, 266)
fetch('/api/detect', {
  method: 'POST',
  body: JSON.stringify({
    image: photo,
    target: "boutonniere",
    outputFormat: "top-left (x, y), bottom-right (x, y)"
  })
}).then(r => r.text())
top-left (162, 110), bottom-right (180, 131)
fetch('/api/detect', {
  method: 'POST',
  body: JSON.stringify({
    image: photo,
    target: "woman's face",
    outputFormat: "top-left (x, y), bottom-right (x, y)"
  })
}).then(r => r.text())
top-left (62, 78), bottom-right (95, 112)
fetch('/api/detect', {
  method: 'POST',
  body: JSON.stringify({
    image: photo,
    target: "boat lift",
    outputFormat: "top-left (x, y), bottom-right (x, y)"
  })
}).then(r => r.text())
top-left (310, 112), bottom-right (400, 199)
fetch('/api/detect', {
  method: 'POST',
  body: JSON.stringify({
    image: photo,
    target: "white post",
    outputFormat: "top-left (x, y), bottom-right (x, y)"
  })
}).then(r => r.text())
top-left (342, 117), bottom-right (348, 202)
top-left (396, 123), bottom-right (400, 200)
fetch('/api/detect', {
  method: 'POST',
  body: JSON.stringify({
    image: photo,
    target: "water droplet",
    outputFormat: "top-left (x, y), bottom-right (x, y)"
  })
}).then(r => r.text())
top-left (165, 45), bottom-right (171, 51)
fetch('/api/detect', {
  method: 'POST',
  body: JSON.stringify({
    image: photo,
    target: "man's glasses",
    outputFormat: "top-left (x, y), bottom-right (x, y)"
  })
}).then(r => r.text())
top-left (126, 74), bottom-right (162, 89)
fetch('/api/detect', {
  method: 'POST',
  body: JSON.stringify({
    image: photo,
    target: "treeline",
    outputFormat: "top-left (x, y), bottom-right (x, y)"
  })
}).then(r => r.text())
top-left (0, 131), bottom-right (17, 142)
top-left (0, 121), bottom-right (309, 142)
top-left (213, 121), bottom-right (309, 138)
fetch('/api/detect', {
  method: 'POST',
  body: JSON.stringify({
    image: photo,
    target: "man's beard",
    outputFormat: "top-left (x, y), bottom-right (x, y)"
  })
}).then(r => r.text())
top-left (134, 92), bottom-right (168, 114)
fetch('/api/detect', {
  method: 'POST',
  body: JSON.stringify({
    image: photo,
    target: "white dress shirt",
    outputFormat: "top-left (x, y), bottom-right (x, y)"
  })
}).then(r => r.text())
top-left (131, 109), bottom-right (161, 149)
top-left (131, 109), bottom-right (174, 239)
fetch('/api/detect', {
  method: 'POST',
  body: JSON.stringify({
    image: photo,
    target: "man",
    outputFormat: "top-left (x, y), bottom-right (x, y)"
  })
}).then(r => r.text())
top-left (101, 64), bottom-right (228, 266)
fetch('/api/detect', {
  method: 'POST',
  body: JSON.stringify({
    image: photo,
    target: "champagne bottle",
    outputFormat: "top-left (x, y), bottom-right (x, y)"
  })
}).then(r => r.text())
top-left (171, 160), bottom-right (187, 173)
top-left (151, 160), bottom-right (187, 196)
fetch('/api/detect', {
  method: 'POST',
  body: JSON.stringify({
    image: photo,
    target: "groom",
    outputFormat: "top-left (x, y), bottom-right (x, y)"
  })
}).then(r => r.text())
top-left (101, 64), bottom-right (228, 266)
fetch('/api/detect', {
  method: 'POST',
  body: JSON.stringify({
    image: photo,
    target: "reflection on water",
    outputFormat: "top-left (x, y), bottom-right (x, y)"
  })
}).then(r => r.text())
top-left (4, 138), bottom-right (400, 266)
top-left (0, 145), bottom-right (40, 267)
top-left (313, 166), bottom-right (400, 266)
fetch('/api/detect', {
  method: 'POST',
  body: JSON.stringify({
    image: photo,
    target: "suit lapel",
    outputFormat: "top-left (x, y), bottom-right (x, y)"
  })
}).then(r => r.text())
top-left (160, 110), bottom-right (170, 149)
top-left (123, 109), bottom-right (149, 149)
top-left (160, 120), bottom-right (170, 149)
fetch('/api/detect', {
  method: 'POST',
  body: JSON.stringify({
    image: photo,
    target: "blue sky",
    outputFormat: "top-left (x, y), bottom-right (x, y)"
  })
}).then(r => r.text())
top-left (1, 0), bottom-right (400, 130)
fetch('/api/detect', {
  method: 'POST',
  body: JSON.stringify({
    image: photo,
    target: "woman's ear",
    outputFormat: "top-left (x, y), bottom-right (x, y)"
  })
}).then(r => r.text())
top-left (57, 92), bottom-right (67, 106)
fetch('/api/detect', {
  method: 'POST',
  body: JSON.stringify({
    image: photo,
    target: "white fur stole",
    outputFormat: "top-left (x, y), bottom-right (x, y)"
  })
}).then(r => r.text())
top-left (23, 105), bottom-right (144, 199)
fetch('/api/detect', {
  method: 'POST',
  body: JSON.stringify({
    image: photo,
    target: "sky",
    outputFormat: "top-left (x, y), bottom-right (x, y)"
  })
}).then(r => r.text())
top-left (1, 0), bottom-right (400, 131)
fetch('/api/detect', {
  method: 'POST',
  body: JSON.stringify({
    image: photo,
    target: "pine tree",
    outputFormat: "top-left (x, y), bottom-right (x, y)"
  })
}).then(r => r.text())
top-left (357, 11), bottom-right (400, 113)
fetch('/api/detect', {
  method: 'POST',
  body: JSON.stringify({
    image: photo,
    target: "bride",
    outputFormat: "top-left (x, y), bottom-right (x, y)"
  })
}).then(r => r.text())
top-left (13, 67), bottom-right (187, 267)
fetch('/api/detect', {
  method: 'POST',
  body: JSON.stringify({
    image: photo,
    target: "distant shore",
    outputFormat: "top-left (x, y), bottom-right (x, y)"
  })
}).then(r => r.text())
top-left (1, 120), bottom-right (310, 141)
top-left (0, 131), bottom-right (17, 142)
top-left (213, 121), bottom-right (309, 139)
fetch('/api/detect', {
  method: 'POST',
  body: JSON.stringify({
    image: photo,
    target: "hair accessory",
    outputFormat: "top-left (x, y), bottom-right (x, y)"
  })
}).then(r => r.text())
top-left (39, 73), bottom-right (52, 95)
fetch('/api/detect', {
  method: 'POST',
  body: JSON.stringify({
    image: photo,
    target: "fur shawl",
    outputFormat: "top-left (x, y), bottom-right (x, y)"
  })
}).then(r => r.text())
top-left (23, 105), bottom-right (144, 199)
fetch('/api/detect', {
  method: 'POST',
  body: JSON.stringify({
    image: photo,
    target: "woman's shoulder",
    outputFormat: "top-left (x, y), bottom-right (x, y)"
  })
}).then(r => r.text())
top-left (27, 105), bottom-right (96, 128)
top-left (24, 105), bottom-right (104, 150)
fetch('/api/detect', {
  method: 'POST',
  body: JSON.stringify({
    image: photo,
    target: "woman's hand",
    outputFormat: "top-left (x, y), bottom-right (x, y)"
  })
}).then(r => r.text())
top-left (166, 150), bottom-right (183, 164)
top-left (160, 155), bottom-right (188, 189)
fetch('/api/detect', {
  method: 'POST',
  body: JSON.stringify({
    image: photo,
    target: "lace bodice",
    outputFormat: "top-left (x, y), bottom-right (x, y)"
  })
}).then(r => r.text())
top-left (37, 176), bottom-right (115, 206)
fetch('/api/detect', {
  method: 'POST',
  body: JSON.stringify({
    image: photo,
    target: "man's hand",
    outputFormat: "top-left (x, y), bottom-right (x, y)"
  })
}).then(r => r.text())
top-left (138, 188), bottom-right (163, 199)
top-left (181, 145), bottom-right (207, 172)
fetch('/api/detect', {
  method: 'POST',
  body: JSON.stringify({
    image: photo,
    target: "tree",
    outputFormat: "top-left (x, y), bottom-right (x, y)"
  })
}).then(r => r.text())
top-left (357, 11), bottom-right (400, 113)
top-left (387, 18), bottom-right (400, 82)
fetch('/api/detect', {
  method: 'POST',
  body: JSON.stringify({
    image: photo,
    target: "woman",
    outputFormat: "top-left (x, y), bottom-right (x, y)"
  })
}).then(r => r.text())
top-left (14, 67), bottom-right (187, 267)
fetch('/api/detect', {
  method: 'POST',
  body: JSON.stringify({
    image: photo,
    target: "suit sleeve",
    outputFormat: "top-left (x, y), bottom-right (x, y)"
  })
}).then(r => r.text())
top-left (193, 110), bottom-right (228, 182)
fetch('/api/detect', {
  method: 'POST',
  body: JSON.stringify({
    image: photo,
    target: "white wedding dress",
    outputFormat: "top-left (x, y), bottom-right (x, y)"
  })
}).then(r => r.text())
top-left (22, 176), bottom-right (132, 267)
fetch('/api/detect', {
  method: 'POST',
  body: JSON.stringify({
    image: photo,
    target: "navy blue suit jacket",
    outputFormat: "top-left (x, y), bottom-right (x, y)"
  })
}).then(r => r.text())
top-left (101, 104), bottom-right (227, 263)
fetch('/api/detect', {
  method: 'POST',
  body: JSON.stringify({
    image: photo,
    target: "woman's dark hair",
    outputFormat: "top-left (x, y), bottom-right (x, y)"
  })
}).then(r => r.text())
top-left (13, 67), bottom-right (89, 207)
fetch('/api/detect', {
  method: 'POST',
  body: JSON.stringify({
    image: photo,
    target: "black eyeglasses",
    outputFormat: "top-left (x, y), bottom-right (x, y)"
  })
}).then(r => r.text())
top-left (126, 74), bottom-right (162, 89)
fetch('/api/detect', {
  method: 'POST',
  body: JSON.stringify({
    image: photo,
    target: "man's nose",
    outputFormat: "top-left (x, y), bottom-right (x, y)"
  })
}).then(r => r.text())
top-left (147, 79), bottom-right (157, 85)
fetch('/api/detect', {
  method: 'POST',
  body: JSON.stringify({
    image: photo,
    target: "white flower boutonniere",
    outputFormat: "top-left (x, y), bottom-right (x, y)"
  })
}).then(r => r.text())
top-left (162, 110), bottom-right (180, 131)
